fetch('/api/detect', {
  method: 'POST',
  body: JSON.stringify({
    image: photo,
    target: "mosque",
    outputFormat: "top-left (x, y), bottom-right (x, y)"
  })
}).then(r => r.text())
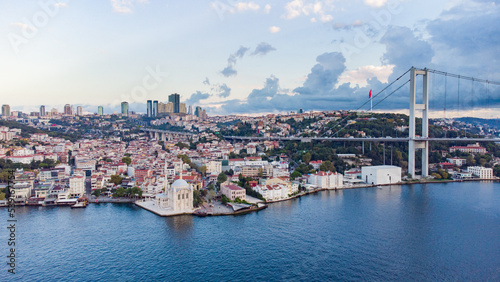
top-left (155, 174), bottom-right (193, 213)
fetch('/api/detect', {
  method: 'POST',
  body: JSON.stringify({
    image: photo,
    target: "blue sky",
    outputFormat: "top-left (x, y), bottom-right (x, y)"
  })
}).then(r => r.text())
top-left (1, 0), bottom-right (499, 116)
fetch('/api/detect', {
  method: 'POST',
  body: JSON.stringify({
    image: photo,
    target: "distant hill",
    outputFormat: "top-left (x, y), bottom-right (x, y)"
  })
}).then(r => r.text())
top-left (456, 117), bottom-right (500, 129)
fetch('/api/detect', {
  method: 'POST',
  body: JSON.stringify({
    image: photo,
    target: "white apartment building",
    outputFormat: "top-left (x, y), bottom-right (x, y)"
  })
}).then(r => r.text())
top-left (206, 160), bottom-right (222, 175)
top-left (69, 175), bottom-right (86, 197)
top-left (467, 166), bottom-right (494, 179)
top-left (308, 171), bottom-right (343, 189)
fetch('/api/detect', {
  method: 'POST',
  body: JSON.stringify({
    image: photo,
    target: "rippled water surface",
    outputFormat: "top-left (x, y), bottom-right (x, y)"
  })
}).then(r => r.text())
top-left (1, 182), bottom-right (500, 281)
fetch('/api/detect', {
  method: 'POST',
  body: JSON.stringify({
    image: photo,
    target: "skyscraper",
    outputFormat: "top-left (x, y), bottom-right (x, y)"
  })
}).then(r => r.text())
top-left (179, 103), bottom-right (186, 114)
top-left (98, 106), bottom-right (103, 116)
top-left (40, 105), bottom-right (46, 117)
top-left (64, 104), bottom-right (72, 115)
top-left (195, 106), bottom-right (201, 117)
top-left (121, 102), bottom-right (129, 116)
top-left (147, 100), bottom-right (152, 117)
top-left (168, 93), bottom-right (180, 113)
top-left (153, 100), bottom-right (158, 117)
top-left (2, 105), bottom-right (10, 117)
top-left (77, 106), bottom-right (83, 116)
top-left (188, 105), bottom-right (193, 115)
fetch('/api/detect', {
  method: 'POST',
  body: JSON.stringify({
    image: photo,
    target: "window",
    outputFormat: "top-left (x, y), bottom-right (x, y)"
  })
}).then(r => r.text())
top-left (178, 194), bottom-right (180, 200)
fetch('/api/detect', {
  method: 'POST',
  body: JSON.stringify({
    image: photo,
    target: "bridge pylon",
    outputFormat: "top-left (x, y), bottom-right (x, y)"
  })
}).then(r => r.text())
top-left (408, 67), bottom-right (429, 178)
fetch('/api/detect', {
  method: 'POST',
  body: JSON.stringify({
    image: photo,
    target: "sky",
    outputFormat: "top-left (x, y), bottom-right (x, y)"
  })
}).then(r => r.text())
top-left (1, 0), bottom-right (499, 117)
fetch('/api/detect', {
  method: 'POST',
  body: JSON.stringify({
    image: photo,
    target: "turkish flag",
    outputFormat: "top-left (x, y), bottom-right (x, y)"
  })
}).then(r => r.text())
top-left (369, 89), bottom-right (372, 98)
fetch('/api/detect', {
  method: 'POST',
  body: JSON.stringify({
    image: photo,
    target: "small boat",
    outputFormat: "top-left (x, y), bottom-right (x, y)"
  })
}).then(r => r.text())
top-left (71, 202), bottom-right (87, 208)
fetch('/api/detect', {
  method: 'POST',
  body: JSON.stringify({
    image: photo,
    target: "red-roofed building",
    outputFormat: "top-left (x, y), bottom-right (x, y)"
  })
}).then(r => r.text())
top-left (221, 184), bottom-right (246, 201)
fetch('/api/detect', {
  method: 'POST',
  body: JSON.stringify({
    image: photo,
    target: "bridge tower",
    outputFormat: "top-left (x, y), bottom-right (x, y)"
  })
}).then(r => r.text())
top-left (408, 67), bottom-right (429, 178)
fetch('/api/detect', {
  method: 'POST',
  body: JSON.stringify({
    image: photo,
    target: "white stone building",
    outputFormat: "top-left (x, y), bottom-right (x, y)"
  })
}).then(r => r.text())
top-left (308, 171), bottom-right (343, 189)
top-left (467, 166), bottom-right (493, 179)
top-left (361, 165), bottom-right (401, 185)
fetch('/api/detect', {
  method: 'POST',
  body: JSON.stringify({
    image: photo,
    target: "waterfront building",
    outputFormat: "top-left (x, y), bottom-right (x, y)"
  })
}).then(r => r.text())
top-left (2, 104), bottom-right (10, 117)
top-left (361, 165), bottom-right (401, 185)
top-left (69, 175), bottom-right (85, 197)
top-left (308, 171), bottom-right (343, 189)
top-left (221, 184), bottom-right (246, 201)
top-left (467, 166), bottom-right (493, 179)
top-left (121, 102), bottom-right (129, 116)
top-left (155, 175), bottom-right (193, 212)
top-left (168, 93), bottom-right (180, 113)
top-left (40, 105), bottom-right (46, 117)
top-left (147, 100), bottom-right (152, 117)
top-left (98, 106), bottom-right (104, 115)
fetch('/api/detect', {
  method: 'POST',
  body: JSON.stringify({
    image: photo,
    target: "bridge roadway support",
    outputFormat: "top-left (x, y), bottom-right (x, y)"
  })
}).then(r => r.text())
top-left (408, 67), bottom-right (429, 178)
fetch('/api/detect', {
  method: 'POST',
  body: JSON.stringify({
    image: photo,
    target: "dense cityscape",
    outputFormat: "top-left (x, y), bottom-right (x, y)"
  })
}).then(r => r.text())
top-left (1, 93), bottom-right (499, 216)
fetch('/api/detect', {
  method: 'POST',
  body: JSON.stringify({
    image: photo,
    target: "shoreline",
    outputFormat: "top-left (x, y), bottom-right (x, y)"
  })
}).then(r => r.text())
top-left (2, 178), bottom-right (497, 210)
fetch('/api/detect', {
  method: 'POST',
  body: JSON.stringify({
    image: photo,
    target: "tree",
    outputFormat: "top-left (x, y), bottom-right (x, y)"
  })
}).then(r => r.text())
top-left (258, 167), bottom-right (264, 178)
top-left (221, 194), bottom-right (229, 205)
top-left (92, 189), bottom-right (101, 197)
top-left (302, 152), bottom-right (312, 164)
top-left (198, 165), bottom-right (207, 176)
top-left (319, 161), bottom-right (336, 172)
top-left (193, 190), bottom-right (203, 207)
top-left (217, 172), bottom-right (228, 185)
top-left (121, 156), bottom-right (132, 166)
top-left (466, 155), bottom-right (476, 166)
top-left (110, 174), bottom-right (123, 186)
top-left (290, 171), bottom-right (302, 180)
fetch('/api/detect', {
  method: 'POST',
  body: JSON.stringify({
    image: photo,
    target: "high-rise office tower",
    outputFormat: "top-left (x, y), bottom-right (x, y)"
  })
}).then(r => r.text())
top-left (165, 102), bottom-right (174, 113)
top-left (64, 104), bottom-right (72, 115)
top-left (40, 105), bottom-right (46, 117)
top-left (2, 105), bottom-right (10, 117)
top-left (121, 102), bottom-right (129, 116)
top-left (153, 100), bottom-right (158, 117)
top-left (188, 105), bottom-right (193, 115)
top-left (51, 108), bottom-right (58, 116)
top-left (168, 93), bottom-right (180, 113)
top-left (195, 106), bottom-right (201, 117)
top-left (98, 106), bottom-right (103, 115)
top-left (147, 100), bottom-right (152, 117)
top-left (77, 106), bottom-right (83, 116)
top-left (299, 108), bottom-right (304, 114)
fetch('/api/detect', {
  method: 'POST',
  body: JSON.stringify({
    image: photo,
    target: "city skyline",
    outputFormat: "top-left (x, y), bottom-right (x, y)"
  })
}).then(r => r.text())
top-left (1, 0), bottom-right (499, 116)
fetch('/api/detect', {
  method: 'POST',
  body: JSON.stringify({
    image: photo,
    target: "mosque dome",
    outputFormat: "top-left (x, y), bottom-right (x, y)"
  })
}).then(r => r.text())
top-left (171, 179), bottom-right (190, 192)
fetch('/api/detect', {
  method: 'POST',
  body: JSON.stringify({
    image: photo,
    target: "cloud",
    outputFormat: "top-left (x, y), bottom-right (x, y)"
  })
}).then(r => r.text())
top-left (220, 46), bottom-right (249, 77)
top-left (220, 44), bottom-right (275, 77)
top-left (203, 77), bottom-right (210, 85)
top-left (55, 2), bottom-right (68, 7)
top-left (9, 22), bottom-right (36, 31)
top-left (332, 20), bottom-right (363, 31)
top-left (185, 91), bottom-right (211, 106)
top-left (284, 0), bottom-right (334, 22)
top-left (364, 0), bottom-right (388, 8)
top-left (380, 26), bottom-right (434, 76)
top-left (269, 26), bottom-right (281, 33)
top-left (339, 65), bottom-right (395, 86)
top-left (110, 0), bottom-right (149, 14)
top-left (234, 2), bottom-right (260, 12)
top-left (251, 42), bottom-right (277, 56)
top-left (294, 52), bottom-right (346, 95)
top-left (216, 83), bottom-right (232, 98)
top-left (264, 4), bottom-right (271, 14)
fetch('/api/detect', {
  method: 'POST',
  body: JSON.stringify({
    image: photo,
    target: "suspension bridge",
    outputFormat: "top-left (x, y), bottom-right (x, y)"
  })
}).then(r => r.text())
top-left (224, 67), bottom-right (500, 178)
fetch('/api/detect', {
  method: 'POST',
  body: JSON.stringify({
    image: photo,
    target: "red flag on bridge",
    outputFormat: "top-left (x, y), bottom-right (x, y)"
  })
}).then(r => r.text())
top-left (369, 89), bottom-right (372, 98)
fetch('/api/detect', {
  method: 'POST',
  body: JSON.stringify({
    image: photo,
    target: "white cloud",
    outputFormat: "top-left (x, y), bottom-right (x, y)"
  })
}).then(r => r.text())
top-left (338, 65), bottom-right (395, 86)
top-left (234, 2), bottom-right (260, 12)
top-left (269, 26), bottom-right (281, 33)
top-left (320, 14), bottom-right (333, 22)
top-left (284, 0), bottom-right (334, 22)
top-left (264, 4), bottom-right (271, 14)
top-left (9, 22), bottom-right (35, 31)
top-left (55, 2), bottom-right (67, 7)
top-left (364, 0), bottom-right (387, 8)
top-left (110, 0), bottom-right (149, 14)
